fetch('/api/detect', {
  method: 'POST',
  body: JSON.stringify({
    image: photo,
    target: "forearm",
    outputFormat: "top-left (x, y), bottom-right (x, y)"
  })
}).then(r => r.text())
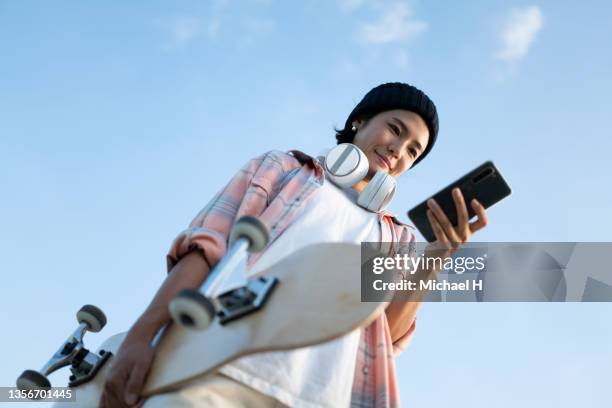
top-left (129, 250), bottom-right (211, 342)
top-left (385, 299), bottom-right (421, 342)
top-left (385, 264), bottom-right (437, 342)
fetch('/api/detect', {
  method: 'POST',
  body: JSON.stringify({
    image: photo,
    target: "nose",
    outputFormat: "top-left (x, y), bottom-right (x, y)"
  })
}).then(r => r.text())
top-left (388, 141), bottom-right (401, 159)
top-left (388, 138), bottom-right (408, 159)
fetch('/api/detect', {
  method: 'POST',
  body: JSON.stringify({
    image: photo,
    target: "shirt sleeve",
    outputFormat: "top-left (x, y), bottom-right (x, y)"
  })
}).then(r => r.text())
top-left (165, 150), bottom-right (297, 272)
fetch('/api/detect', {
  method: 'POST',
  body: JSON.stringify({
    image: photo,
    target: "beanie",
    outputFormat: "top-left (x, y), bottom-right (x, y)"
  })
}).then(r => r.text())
top-left (341, 82), bottom-right (439, 166)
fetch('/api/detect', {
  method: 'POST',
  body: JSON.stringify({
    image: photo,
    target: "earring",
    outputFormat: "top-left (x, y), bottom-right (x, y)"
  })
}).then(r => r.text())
top-left (351, 124), bottom-right (357, 132)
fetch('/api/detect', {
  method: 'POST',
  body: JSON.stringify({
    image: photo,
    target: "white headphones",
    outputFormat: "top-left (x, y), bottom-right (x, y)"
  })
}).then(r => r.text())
top-left (321, 143), bottom-right (396, 213)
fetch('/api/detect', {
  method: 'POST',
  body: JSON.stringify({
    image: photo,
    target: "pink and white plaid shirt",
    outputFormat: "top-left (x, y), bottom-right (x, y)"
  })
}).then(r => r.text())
top-left (167, 150), bottom-right (418, 408)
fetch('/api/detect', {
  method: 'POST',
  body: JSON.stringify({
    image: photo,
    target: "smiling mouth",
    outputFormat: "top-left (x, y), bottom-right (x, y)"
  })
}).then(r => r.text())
top-left (375, 153), bottom-right (391, 170)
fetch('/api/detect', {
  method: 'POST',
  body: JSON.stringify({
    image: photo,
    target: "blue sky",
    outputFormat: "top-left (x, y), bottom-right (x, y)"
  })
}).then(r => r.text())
top-left (1, 1), bottom-right (611, 406)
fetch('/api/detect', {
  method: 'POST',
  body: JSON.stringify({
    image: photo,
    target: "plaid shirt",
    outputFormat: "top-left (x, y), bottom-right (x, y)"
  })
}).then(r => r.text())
top-left (167, 150), bottom-right (418, 408)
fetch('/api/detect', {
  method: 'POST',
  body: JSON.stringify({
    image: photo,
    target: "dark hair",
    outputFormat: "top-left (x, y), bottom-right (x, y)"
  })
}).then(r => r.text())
top-left (337, 82), bottom-right (439, 167)
top-left (333, 114), bottom-right (373, 144)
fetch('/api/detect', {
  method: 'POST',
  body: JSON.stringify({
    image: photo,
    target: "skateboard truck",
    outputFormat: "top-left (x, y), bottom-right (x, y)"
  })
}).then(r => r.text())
top-left (16, 305), bottom-right (111, 391)
top-left (216, 276), bottom-right (278, 324)
top-left (170, 216), bottom-right (276, 330)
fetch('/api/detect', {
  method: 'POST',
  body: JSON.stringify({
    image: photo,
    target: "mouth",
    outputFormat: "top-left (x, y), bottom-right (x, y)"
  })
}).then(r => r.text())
top-left (375, 152), bottom-right (391, 171)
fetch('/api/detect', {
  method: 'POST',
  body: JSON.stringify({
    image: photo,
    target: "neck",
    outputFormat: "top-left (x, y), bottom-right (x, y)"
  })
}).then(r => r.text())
top-left (352, 179), bottom-right (368, 193)
top-left (353, 171), bottom-right (376, 192)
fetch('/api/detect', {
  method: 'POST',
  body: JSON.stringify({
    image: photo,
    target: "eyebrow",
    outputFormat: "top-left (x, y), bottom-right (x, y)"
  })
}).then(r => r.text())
top-left (392, 117), bottom-right (423, 152)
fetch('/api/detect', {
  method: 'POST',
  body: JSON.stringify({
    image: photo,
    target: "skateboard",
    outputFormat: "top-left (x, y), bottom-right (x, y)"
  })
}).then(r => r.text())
top-left (17, 216), bottom-right (390, 407)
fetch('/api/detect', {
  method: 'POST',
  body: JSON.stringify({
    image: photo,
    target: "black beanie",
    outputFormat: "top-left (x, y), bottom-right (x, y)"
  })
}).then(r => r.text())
top-left (342, 82), bottom-right (439, 166)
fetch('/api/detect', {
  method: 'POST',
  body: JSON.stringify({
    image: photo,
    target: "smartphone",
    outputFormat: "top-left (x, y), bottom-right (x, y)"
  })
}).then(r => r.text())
top-left (407, 161), bottom-right (511, 242)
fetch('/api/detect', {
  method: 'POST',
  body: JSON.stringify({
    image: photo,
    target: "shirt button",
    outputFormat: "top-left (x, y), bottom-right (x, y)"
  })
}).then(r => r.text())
top-left (362, 366), bottom-right (369, 375)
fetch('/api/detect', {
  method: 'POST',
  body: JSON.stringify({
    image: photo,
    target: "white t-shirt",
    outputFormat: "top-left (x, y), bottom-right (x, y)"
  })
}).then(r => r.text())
top-left (219, 179), bottom-right (381, 408)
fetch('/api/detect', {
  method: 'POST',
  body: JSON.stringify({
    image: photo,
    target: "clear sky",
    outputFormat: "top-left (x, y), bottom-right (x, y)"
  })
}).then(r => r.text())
top-left (1, 1), bottom-right (611, 407)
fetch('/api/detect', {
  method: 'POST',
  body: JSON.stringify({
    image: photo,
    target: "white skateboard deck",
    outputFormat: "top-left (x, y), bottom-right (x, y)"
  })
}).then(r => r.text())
top-left (54, 242), bottom-right (389, 407)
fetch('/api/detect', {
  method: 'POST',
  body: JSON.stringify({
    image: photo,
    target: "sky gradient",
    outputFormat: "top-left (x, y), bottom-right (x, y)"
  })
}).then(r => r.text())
top-left (1, 1), bottom-right (611, 406)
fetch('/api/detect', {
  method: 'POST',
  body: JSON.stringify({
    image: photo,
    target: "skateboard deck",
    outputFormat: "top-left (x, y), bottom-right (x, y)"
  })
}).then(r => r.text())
top-left (53, 242), bottom-right (389, 407)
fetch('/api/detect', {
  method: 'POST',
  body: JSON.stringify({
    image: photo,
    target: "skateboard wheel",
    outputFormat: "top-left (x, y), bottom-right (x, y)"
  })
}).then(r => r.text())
top-left (17, 370), bottom-right (51, 391)
top-left (76, 304), bottom-right (107, 333)
top-left (170, 289), bottom-right (216, 330)
top-left (229, 216), bottom-right (270, 252)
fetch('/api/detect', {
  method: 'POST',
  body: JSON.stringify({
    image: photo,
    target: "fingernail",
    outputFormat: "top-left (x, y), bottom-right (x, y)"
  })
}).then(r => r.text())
top-left (427, 199), bottom-right (435, 206)
top-left (125, 393), bottom-right (137, 405)
top-left (472, 199), bottom-right (479, 206)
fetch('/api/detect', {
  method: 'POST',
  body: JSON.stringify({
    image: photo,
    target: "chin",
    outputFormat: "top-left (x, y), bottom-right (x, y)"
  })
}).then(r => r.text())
top-left (374, 164), bottom-right (389, 173)
top-left (368, 167), bottom-right (385, 178)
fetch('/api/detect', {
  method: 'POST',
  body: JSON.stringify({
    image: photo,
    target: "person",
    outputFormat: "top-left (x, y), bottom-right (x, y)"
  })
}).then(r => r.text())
top-left (100, 82), bottom-right (489, 408)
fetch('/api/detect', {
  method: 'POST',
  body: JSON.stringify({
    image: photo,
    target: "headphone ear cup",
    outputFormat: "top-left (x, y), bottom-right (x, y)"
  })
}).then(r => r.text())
top-left (357, 171), bottom-right (396, 212)
top-left (324, 144), bottom-right (369, 188)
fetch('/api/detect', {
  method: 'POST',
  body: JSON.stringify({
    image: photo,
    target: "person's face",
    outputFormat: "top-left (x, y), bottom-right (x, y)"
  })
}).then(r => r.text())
top-left (351, 109), bottom-right (430, 180)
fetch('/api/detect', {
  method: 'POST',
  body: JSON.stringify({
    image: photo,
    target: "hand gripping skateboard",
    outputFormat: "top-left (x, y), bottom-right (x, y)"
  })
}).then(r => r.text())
top-left (17, 216), bottom-right (391, 406)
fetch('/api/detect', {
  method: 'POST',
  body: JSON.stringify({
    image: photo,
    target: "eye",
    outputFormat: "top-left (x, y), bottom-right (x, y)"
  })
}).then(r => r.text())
top-left (389, 123), bottom-right (400, 135)
top-left (407, 147), bottom-right (417, 157)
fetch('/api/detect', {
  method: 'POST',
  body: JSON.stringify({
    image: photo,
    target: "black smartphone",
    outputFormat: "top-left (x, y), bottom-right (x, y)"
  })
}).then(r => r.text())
top-left (407, 161), bottom-right (512, 242)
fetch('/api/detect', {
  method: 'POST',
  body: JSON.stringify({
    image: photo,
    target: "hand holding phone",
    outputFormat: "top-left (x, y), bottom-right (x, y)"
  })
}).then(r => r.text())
top-left (407, 161), bottom-right (511, 242)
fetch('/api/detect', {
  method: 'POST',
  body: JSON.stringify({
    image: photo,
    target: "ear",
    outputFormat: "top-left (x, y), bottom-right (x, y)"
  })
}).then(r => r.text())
top-left (352, 118), bottom-right (366, 129)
